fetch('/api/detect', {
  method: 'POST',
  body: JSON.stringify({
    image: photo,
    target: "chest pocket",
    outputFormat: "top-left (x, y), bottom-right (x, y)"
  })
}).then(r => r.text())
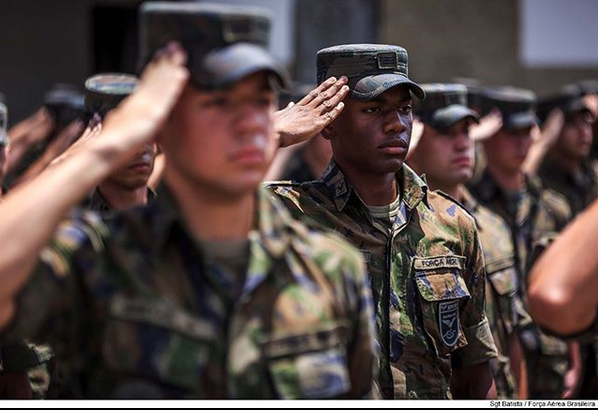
top-left (413, 255), bottom-right (470, 357)
top-left (102, 295), bottom-right (218, 395)
top-left (262, 324), bottom-right (351, 399)
top-left (486, 258), bottom-right (519, 333)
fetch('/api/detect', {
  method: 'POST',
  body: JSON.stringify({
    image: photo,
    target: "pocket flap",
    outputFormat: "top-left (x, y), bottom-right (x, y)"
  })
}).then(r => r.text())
top-left (487, 267), bottom-right (518, 296)
top-left (262, 324), bottom-right (346, 359)
top-left (415, 269), bottom-right (471, 302)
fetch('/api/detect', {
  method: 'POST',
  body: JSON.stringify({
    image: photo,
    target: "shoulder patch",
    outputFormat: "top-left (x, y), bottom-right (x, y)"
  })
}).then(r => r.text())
top-left (432, 190), bottom-right (476, 220)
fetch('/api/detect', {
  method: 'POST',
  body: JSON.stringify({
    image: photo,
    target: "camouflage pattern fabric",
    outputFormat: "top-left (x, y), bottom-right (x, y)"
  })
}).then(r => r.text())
top-left (469, 170), bottom-right (572, 399)
top-left (82, 188), bottom-right (156, 215)
top-left (538, 158), bottom-right (598, 217)
top-left (461, 188), bottom-right (531, 399)
top-left (1, 185), bottom-right (377, 399)
top-left (267, 161), bottom-right (497, 399)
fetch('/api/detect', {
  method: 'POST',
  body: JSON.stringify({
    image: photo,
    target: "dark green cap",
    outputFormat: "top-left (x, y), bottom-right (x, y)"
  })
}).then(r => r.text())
top-left (43, 84), bottom-right (85, 127)
top-left (481, 86), bottom-right (538, 131)
top-left (138, 2), bottom-right (290, 90)
top-left (537, 86), bottom-right (591, 124)
top-left (85, 73), bottom-right (138, 117)
top-left (414, 83), bottom-right (479, 132)
top-left (316, 44), bottom-right (425, 100)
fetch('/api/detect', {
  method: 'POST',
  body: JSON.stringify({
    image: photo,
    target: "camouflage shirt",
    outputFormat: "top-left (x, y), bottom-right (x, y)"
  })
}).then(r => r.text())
top-left (267, 162), bottom-right (497, 399)
top-left (1, 186), bottom-right (377, 399)
top-left (469, 170), bottom-right (572, 398)
top-left (461, 188), bottom-right (530, 399)
top-left (538, 158), bottom-right (598, 217)
top-left (83, 187), bottom-right (157, 215)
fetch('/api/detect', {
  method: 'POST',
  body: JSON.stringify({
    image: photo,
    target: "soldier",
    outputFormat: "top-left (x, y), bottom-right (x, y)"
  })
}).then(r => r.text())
top-left (82, 74), bottom-right (157, 213)
top-left (268, 45), bottom-right (498, 399)
top-left (536, 88), bottom-right (596, 216)
top-left (0, 2), bottom-right (377, 399)
top-left (468, 87), bottom-right (580, 399)
top-left (407, 83), bottom-right (529, 399)
top-left (0, 101), bottom-right (9, 195)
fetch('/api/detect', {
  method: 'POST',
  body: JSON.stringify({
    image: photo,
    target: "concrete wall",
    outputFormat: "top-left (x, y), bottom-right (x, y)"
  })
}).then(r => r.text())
top-left (380, 0), bottom-right (598, 97)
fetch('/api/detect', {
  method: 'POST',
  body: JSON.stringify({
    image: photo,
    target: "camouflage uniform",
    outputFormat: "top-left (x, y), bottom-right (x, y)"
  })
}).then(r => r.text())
top-left (461, 188), bottom-right (530, 399)
top-left (538, 159), bottom-right (598, 217)
top-left (1, 186), bottom-right (377, 398)
top-left (267, 162), bottom-right (497, 399)
top-left (469, 170), bottom-right (572, 398)
top-left (83, 188), bottom-right (156, 215)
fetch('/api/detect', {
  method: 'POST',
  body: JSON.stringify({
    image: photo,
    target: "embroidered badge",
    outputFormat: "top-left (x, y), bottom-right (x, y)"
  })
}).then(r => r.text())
top-left (438, 300), bottom-right (460, 348)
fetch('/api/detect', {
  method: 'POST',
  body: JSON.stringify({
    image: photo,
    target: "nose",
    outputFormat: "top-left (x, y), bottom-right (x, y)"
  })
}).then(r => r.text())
top-left (234, 104), bottom-right (269, 140)
top-left (454, 132), bottom-right (472, 152)
top-left (384, 109), bottom-right (408, 135)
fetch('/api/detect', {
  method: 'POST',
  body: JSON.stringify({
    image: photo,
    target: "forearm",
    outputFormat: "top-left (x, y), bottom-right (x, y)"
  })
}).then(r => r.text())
top-left (0, 137), bottom-right (119, 328)
top-left (528, 199), bottom-right (598, 335)
top-left (451, 362), bottom-right (497, 399)
top-left (522, 140), bottom-right (550, 176)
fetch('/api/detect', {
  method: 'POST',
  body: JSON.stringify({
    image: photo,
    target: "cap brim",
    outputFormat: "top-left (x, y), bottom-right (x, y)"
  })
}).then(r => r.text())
top-left (350, 73), bottom-right (425, 100)
top-left (0, 129), bottom-right (9, 146)
top-left (503, 111), bottom-right (538, 131)
top-left (428, 105), bottom-right (480, 131)
top-left (196, 43), bottom-right (290, 90)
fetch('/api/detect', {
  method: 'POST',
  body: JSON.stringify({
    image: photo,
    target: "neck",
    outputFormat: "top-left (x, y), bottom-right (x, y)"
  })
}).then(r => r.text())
top-left (486, 161), bottom-right (525, 192)
top-left (549, 151), bottom-right (583, 175)
top-left (164, 169), bottom-right (255, 241)
top-left (97, 182), bottom-right (148, 211)
top-left (335, 158), bottom-right (399, 206)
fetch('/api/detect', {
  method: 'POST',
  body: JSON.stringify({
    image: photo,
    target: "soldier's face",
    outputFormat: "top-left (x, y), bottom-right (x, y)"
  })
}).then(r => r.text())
top-left (483, 126), bottom-right (533, 174)
top-left (328, 85), bottom-right (413, 175)
top-left (105, 143), bottom-right (157, 190)
top-left (162, 71), bottom-right (278, 196)
top-left (408, 119), bottom-right (475, 189)
top-left (556, 112), bottom-right (593, 160)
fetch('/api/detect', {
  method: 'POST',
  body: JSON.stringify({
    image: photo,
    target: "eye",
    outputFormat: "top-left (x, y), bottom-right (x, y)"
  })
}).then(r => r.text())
top-left (202, 96), bottom-right (228, 108)
top-left (399, 104), bottom-right (412, 115)
top-left (363, 106), bottom-right (381, 114)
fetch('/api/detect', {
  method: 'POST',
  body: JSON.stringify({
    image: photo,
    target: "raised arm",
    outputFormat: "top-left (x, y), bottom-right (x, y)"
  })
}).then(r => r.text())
top-left (0, 43), bottom-right (189, 331)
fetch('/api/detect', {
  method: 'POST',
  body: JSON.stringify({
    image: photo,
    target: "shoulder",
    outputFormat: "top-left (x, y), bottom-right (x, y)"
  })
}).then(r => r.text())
top-left (540, 188), bottom-right (572, 222)
top-left (427, 190), bottom-right (478, 234)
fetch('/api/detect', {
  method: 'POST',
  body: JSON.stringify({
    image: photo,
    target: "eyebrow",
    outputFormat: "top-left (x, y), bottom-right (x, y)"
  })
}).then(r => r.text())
top-left (367, 94), bottom-right (412, 105)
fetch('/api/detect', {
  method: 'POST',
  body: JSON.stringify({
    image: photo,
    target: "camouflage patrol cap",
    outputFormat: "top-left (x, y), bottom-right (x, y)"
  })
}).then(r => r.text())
top-left (138, 2), bottom-right (290, 90)
top-left (316, 44), bottom-right (425, 100)
top-left (85, 73), bottom-right (138, 118)
top-left (537, 86), bottom-right (591, 124)
top-left (414, 84), bottom-right (479, 132)
top-left (480, 86), bottom-right (538, 131)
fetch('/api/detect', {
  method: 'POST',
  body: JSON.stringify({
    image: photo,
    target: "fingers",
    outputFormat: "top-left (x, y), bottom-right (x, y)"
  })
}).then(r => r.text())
top-left (323, 102), bottom-right (345, 124)
top-left (299, 76), bottom-right (349, 106)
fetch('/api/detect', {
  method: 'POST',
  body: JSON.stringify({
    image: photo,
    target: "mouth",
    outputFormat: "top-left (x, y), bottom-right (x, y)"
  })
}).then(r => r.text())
top-left (452, 157), bottom-right (472, 167)
top-left (229, 147), bottom-right (266, 165)
top-left (378, 137), bottom-right (409, 156)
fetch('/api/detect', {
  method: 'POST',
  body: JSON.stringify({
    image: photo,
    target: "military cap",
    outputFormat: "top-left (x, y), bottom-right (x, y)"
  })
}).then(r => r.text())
top-left (44, 84), bottom-right (85, 127)
top-left (316, 44), bottom-right (425, 100)
top-left (138, 2), bottom-right (290, 90)
top-left (414, 83), bottom-right (479, 132)
top-left (85, 73), bottom-right (138, 118)
top-left (537, 86), bottom-right (591, 124)
top-left (480, 86), bottom-right (538, 131)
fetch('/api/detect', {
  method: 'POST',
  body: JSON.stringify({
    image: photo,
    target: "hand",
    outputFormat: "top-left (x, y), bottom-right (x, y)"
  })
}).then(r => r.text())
top-left (407, 117), bottom-right (424, 159)
top-left (274, 77), bottom-right (349, 148)
top-left (48, 119), bottom-right (101, 169)
top-left (470, 109), bottom-right (503, 142)
top-left (583, 93), bottom-right (598, 122)
top-left (7, 108), bottom-right (54, 145)
top-left (536, 108), bottom-right (564, 149)
top-left (99, 42), bottom-right (188, 163)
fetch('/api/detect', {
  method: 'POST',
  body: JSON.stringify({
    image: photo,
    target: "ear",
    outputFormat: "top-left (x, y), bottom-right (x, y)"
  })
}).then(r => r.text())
top-left (321, 124), bottom-right (335, 141)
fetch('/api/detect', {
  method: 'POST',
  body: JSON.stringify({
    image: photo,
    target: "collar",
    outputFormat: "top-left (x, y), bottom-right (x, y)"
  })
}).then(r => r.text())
top-left (150, 184), bottom-right (293, 259)
top-left (321, 160), bottom-right (429, 212)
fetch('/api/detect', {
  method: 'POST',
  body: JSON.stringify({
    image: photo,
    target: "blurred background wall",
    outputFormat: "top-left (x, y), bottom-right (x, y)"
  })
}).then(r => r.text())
top-left (0, 0), bottom-right (596, 123)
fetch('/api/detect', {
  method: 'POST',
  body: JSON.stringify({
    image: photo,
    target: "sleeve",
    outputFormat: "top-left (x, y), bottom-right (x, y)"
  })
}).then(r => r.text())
top-left (0, 213), bottom-right (104, 346)
top-left (452, 223), bottom-right (498, 369)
